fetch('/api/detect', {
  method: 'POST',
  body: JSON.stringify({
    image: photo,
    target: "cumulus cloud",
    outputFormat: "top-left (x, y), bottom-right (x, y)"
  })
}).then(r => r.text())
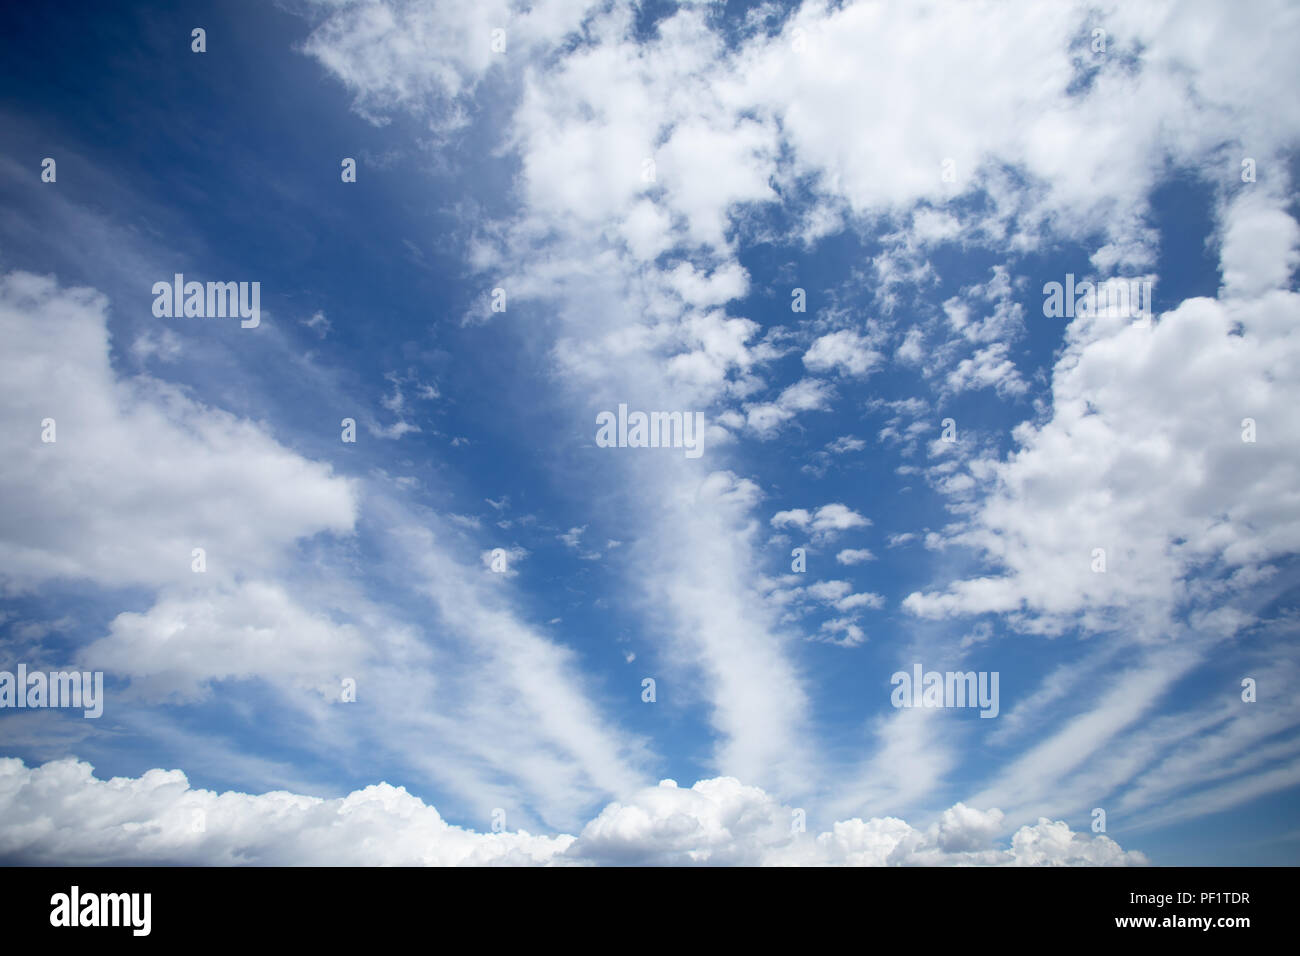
top-left (1220, 192), bottom-right (1300, 299)
top-left (904, 195), bottom-right (1300, 638)
top-left (0, 758), bottom-right (569, 866)
top-left (744, 378), bottom-right (834, 438)
top-left (771, 503), bottom-right (871, 540)
top-left (803, 330), bottom-right (884, 378)
top-left (836, 548), bottom-right (876, 565)
top-left (0, 760), bottom-right (1147, 867)
top-left (945, 342), bottom-right (1028, 397)
top-left (801, 579), bottom-right (883, 613)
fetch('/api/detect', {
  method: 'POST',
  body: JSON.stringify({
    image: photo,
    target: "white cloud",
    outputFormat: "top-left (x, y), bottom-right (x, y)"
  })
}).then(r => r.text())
top-left (945, 342), bottom-right (1028, 397)
top-left (959, 621), bottom-right (993, 649)
top-left (370, 369), bottom-right (437, 439)
top-left (302, 0), bottom-right (597, 131)
top-left (1220, 191), bottom-right (1300, 299)
top-left (771, 504), bottom-right (870, 541)
top-left (0, 760), bottom-right (1147, 866)
top-left (0, 265), bottom-right (656, 832)
top-left (835, 591), bottom-right (885, 612)
top-left (80, 581), bottom-right (370, 703)
top-left (558, 526), bottom-right (586, 549)
top-left (896, 327), bottom-right (925, 365)
top-left (809, 503), bottom-right (871, 535)
top-left (827, 435), bottom-right (865, 454)
top-left (0, 272), bottom-right (358, 594)
top-left (803, 330), bottom-right (883, 378)
top-left (479, 544), bottom-right (528, 577)
top-left (770, 508), bottom-right (811, 530)
top-left (130, 328), bottom-right (182, 363)
top-left (806, 579), bottom-right (851, 603)
top-left (905, 197), bottom-right (1300, 638)
top-left (836, 548), bottom-right (876, 565)
top-left (943, 266), bottom-right (1025, 345)
top-left (302, 310), bottom-right (331, 338)
top-left (0, 757), bottom-right (569, 866)
top-left (641, 471), bottom-right (815, 795)
top-left (815, 618), bottom-right (867, 648)
top-left (744, 378), bottom-right (834, 438)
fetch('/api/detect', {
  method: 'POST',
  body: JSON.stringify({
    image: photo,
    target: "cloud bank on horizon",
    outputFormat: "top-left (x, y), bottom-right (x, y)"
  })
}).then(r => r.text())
top-left (0, 758), bottom-right (1144, 866)
top-left (0, 0), bottom-right (1297, 865)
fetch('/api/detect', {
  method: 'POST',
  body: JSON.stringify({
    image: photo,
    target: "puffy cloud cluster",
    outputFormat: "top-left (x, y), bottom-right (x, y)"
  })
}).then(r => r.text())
top-left (0, 760), bottom-right (1147, 866)
top-left (905, 193), bottom-right (1300, 637)
top-left (770, 503), bottom-right (870, 539)
top-left (803, 330), bottom-right (884, 378)
top-left (567, 778), bottom-right (1147, 865)
top-left (0, 758), bottom-right (569, 866)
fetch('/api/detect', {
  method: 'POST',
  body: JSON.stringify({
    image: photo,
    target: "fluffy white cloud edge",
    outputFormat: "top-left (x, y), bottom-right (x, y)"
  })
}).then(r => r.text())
top-left (0, 758), bottom-right (1147, 866)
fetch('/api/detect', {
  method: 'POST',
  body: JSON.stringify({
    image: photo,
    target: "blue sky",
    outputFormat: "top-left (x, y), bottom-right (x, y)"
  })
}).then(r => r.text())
top-left (1, 0), bottom-right (1298, 865)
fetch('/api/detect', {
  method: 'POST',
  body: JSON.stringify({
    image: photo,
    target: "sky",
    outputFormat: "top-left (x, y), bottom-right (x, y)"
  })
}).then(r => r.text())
top-left (0, 0), bottom-right (1298, 866)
